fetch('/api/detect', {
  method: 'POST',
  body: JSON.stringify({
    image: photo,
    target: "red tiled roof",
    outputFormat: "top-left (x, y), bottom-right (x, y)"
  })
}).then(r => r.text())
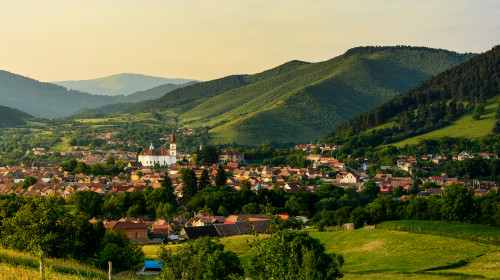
top-left (139, 149), bottom-right (170, 156)
top-left (104, 221), bottom-right (147, 230)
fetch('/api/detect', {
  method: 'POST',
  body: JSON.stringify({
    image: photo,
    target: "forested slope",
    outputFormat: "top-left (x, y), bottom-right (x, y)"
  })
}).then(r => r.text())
top-left (324, 45), bottom-right (500, 146)
top-left (120, 46), bottom-right (474, 144)
top-left (0, 105), bottom-right (33, 127)
top-left (0, 70), bottom-right (116, 118)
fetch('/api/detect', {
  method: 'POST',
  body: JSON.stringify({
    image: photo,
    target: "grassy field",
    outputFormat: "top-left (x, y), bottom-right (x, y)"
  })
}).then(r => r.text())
top-left (391, 97), bottom-right (498, 147)
top-left (148, 223), bottom-right (499, 279)
top-left (50, 136), bottom-right (72, 152)
top-left (377, 220), bottom-right (500, 245)
top-left (308, 228), bottom-right (499, 279)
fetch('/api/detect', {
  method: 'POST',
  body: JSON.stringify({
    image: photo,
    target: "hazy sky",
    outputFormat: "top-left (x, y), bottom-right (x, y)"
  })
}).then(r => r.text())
top-left (1, 0), bottom-right (499, 82)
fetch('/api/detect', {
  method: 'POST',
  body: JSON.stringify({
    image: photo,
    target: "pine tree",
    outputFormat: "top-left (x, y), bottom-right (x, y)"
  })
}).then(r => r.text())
top-left (198, 169), bottom-right (211, 189)
top-left (215, 165), bottom-right (227, 186)
top-left (181, 169), bottom-right (198, 200)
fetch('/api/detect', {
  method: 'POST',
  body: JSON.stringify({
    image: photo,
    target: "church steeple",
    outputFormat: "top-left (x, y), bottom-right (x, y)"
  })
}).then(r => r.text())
top-left (169, 130), bottom-right (176, 157)
top-left (149, 142), bottom-right (154, 150)
top-left (170, 130), bottom-right (176, 144)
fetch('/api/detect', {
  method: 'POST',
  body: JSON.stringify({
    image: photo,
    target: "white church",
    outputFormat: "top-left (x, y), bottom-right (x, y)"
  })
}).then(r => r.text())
top-left (138, 131), bottom-right (177, 167)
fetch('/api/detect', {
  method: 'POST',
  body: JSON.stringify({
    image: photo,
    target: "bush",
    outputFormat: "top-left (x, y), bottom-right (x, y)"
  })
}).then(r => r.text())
top-left (247, 230), bottom-right (344, 279)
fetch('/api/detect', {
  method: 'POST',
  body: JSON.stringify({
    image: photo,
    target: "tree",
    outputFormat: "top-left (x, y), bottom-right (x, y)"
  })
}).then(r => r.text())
top-left (241, 202), bottom-right (262, 214)
top-left (181, 168), bottom-right (198, 201)
top-left (195, 145), bottom-right (219, 164)
top-left (1, 196), bottom-right (73, 258)
top-left (98, 229), bottom-right (144, 272)
top-left (285, 196), bottom-right (309, 216)
top-left (410, 178), bottom-right (420, 195)
top-left (72, 214), bottom-right (105, 261)
top-left (73, 190), bottom-right (103, 217)
top-left (156, 202), bottom-right (176, 221)
top-left (441, 183), bottom-right (474, 222)
top-left (362, 180), bottom-right (379, 199)
top-left (472, 104), bottom-right (485, 120)
top-left (198, 169), bottom-right (211, 189)
top-left (393, 186), bottom-right (405, 197)
top-left (161, 172), bottom-right (174, 191)
top-left (105, 156), bottom-right (115, 165)
top-left (423, 182), bottom-right (438, 189)
top-left (215, 165), bottom-right (227, 186)
top-left (17, 176), bottom-right (37, 189)
top-left (158, 237), bottom-right (243, 280)
top-left (247, 230), bottom-right (344, 280)
top-left (493, 121), bottom-right (500, 134)
top-left (239, 179), bottom-right (251, 191)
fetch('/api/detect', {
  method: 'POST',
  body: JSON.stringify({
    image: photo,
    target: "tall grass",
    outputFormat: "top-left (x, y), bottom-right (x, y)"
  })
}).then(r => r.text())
top-left (0, 247), bottom-right (108, 279)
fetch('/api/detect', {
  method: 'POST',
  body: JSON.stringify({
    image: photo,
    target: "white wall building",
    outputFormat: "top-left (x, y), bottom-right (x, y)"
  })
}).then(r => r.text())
top-left (138, 131), bottom-right (177, 167)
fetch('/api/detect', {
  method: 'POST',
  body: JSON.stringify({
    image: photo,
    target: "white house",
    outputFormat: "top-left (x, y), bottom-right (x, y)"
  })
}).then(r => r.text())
top-left (340, 172), bottom-right (359, 184)
top-left (138, 131), bottom-right (177, 167)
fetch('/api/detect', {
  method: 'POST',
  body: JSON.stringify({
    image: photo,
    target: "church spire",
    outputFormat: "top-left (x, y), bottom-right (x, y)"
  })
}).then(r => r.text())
top-left (149, 142), bottom-right (154, 150)
top-left (170, 130), bottom-right (176, 144)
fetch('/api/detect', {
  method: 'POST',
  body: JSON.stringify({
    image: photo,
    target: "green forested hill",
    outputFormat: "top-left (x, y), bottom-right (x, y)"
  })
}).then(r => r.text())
top-left (120, 46), bottom-right (474, 144)
top-left (0, 70), bottom-right (196, 119)
top-left (116, 81), bottom-right (198, 103)
top-left (0, 70), bottom-right (118, 118)
top-left (323, 45), bottom-right (500, 146)
top-left (0, 105), bottom-right (33, 127)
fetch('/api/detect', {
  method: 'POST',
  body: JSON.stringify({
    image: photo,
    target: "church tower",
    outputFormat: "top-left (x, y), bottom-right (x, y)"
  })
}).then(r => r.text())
top-left (169, 130), bottom-right (176, 157)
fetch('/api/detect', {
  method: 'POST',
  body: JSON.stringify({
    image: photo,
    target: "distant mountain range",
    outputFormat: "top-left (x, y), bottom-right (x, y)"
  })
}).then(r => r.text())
top-left (53, 73), bottom-right (197, 96)
top-left (114, 46), bottom-right (475, 144)
top-left (0, 70), bottom-right (195, 118)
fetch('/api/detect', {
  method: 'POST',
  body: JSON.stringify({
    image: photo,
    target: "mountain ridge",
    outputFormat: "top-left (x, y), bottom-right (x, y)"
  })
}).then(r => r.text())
top-left (53, 73), bottom-right (197, 96)
top-left (117, 46), bottom-right (474, 144)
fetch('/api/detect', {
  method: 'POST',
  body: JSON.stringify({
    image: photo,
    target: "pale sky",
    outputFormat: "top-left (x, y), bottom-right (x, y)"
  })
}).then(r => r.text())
top-left (1, 0), bottom-right (499, 82)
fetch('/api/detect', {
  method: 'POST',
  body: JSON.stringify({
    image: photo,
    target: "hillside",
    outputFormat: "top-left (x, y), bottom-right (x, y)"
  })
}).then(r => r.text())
top-left (0, 70), bottom-right (117, 118)
top-left (324, 45), bottom-right (500, 146)
top-left (390, 96), bottom-right (499, 147)
top-left (53, 73), bottom-right (197, 96)
top-left (0, 105), bottom-right (33, 128)
top-left (119, 46), bottom-right (474, 144)
top-left (116, 81), bottom-right (198, 103)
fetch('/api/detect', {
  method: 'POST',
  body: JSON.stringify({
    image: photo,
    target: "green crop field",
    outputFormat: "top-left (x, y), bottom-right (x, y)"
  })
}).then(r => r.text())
top-left (391, 97), bottom-right (498, 148)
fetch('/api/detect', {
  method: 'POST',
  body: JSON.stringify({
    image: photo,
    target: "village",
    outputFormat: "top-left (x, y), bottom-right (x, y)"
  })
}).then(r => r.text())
top-left (0, 131), bottom-right (498, 244)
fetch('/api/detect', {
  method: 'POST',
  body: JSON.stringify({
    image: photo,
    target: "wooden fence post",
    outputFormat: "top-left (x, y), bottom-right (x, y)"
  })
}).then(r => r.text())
top-left (39, 250), bottom-right (44, 280)
top-left (108, 261), bottom-right (113, 280)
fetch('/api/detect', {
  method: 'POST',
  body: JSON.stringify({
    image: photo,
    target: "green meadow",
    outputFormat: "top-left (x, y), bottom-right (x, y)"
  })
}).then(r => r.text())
top-left (149, 221), bottom-right (499, 279)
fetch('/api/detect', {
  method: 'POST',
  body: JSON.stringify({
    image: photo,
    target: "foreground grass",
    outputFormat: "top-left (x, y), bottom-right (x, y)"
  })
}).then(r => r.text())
top-left (0, 247), bottom-right (151, 280)
top-left (309, 228), bottom-right (499, 279)
top-left (148, 223), bottom-right (499, 279)
top-left (378, 220), bottom-right (500, 245)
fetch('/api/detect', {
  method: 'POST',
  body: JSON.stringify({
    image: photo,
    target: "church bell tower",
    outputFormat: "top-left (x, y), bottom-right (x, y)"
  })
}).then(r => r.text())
top-left (169, 130), bottom-right (176, 157)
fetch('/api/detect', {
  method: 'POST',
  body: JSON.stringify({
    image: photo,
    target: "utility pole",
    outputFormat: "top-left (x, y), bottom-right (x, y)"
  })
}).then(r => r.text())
top-left (39, 250), bottom-right (44, 280)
